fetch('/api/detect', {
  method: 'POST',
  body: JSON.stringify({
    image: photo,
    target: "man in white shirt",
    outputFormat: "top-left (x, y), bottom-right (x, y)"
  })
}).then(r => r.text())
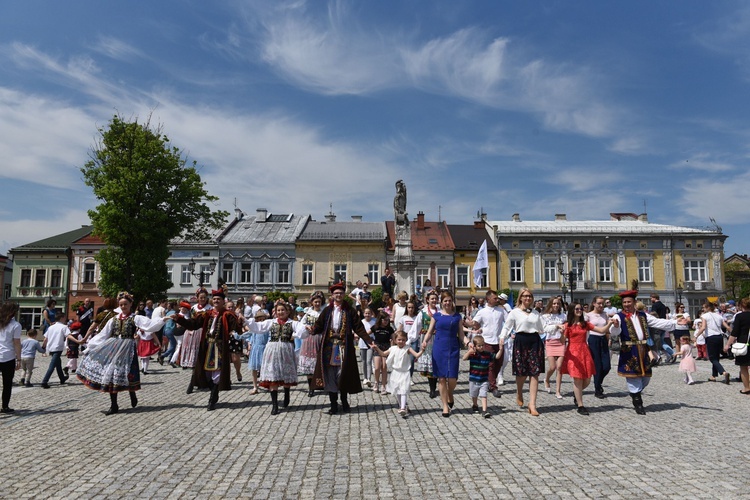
top-left (586, 296), bottom-right (611, 399)
top-left (41, 316), bottom-right (70, 388)
top-left (472, 290), bottom-right (507, 396)
top-left (603, 299), bottom-right (619, 317)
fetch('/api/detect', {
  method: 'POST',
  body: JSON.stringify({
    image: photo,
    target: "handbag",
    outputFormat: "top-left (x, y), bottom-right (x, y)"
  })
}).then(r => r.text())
top-left (731, 340), bottom-right (749, 357)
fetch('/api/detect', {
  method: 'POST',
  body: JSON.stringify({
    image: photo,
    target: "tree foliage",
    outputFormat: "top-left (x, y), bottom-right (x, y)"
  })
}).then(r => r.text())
top-left (82, 114), bottom-right (229, 301)
top-left (724, 261), bottom-right (750, 300)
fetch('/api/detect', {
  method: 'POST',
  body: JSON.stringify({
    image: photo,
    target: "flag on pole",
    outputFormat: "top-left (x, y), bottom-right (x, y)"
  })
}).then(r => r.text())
top-left (473, 239), bottom-right (488, 288)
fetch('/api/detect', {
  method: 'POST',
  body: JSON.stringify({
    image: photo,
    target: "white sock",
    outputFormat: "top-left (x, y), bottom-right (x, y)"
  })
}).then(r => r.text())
top-left (399, 394), bottom-right (407, 410)
top-left (142, 358), bottom-right (149, 371)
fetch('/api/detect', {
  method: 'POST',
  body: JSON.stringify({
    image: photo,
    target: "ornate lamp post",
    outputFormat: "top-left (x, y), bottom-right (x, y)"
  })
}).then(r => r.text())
top-left (676, 283), bottom-right (683, 304)
top-left (557, 256), bottom-right (585, 304)
top-left (188, 258), bottom-right (216, 288)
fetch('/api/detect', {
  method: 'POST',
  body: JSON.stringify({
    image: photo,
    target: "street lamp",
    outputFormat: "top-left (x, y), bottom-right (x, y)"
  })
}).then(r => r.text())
top-left (188, 257), bottom-right (216, 288)
top-left (557, 256), bottom-right (585, 304)
top-left (676, 283), bottom-right (683, 304)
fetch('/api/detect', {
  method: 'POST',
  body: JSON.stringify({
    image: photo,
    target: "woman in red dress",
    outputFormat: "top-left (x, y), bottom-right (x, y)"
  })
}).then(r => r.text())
top-left (561, 304), bottom-right (613, 415)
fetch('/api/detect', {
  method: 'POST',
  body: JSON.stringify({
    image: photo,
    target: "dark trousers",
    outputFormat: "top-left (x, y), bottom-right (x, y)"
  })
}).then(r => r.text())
top-left (1, 359), bottom-right (14, 408)
top-left (587, 335), bottom-right (611, 392)
top-left (42, 351), bottom-right (65, 384)
top-left (706, 335), bottom-right (726, 377)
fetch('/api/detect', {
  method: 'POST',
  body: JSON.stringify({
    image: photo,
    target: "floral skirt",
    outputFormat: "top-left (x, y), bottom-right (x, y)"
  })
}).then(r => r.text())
top-left (512, 332), bottom-right (545, 377)
top-left (298, 335), bottom-right (322, 376)
top-left (227, 335), bottom-right (243, 354)
top-left (259, 341), bottom-right (298, 388)
top-left (77, 338), bottom-right (140, 393)
top-left (415, 334), bottom-right (434, 378)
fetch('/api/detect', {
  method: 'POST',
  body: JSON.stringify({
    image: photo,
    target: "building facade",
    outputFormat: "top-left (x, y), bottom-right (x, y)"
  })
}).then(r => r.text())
top-left (69, 232), bottom-right (106, 310)
top-left (448, 221), bottom-right (498, 303)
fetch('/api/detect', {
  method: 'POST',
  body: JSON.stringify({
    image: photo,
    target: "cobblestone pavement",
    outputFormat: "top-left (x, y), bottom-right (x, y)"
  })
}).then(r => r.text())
top-left (2, 350), bottom-right (748, 499)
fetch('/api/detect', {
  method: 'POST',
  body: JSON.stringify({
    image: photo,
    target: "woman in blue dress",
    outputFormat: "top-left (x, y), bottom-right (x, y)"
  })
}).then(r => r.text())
top-left (422, 291), bottom-right (467, 417)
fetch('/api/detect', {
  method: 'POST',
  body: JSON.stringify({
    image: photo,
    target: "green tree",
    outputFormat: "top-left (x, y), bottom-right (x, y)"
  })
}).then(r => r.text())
top-left (724, 261), bottom-right (750, 300)
top-left (82, 114), bottom-right (228, 301)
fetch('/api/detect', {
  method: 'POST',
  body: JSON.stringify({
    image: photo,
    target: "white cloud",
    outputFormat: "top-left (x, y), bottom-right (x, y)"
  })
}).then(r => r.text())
top-left (679, 171), bottom-right (750, 222)
top-left (0, 209), bottom-right (91, 255)
top-left (92, 36), bottom-right (144, 61)
top-left (668, 153), bottom-right (736, 172)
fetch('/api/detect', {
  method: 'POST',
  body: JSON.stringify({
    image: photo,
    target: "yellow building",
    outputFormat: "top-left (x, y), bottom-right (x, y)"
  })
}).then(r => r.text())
top-left (449, 222), bottom-right (498, 304)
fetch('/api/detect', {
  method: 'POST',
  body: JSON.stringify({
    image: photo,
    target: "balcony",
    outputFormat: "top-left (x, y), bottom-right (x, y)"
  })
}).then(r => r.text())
top-left (15, 286), bottom-right (67, 299)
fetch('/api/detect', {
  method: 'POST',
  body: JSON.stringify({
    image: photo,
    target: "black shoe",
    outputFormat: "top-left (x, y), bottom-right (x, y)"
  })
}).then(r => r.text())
top-left (308, 389), bottom-right (315, 397)
top-left (577, 406), bottom-right (589, 415)
top-left (63, 367), bottom-right (69, 376)
top-left (237, 373), bottom-right (242, 382)
top-left (142, 370), bottom-right (149, 375)
top-left (41, 383), bottom-right (51, 389)
top-left (170, 362), bottom-right (178, 368)
top-left (447, 401), bottom-right (454, 409)
top-left (60, 376), bottom-right (69, 385)
top-left (282, 388), bottom-right (290, 408)
top-left (483, 411), bottom-right (491, 419)
top-left (341, 403), bottom-right (351, 413)
top-left (472, 405), bottom-right (479, 413)
top-left (327, 405), bottom-right (339, 415)
top-left (208, 384), bottom-right (219, 411)
top-left (429, 389), bottom-right (438, 399)
top-left (327, 393), bottom-right (338, 414)
top-left (186, 384), bottom-right (194, 395)
top-left (0, 407), bottom-right (15, 413)
top-left (20, 378), bottom-right (25, 385)
top-left (102, 405), bottom-right (119, 415)
top-left (157, 356), bottom-right (164, 366)
top-left (130, 392), bottom-right (138, 408)
top-left (594, 389), bottom-right (605, 399)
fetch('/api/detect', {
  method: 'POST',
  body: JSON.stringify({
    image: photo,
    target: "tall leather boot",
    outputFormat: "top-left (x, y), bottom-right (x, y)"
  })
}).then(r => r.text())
top-left (208, 382), bottom-right (219, 411)
top-left (340, 392), bottom-right (350, 413)
top-left (130, 391), bottom-right (138, 408)
top-left (271, 390), bottom-right (280, 415)
top-left (186, 380), bottom-right (194, 395)
top-left (283, 387), bottom-right (291, 408)
top-left (103, 393), bottom-right (119, 415)
top-left (428, 378), bottom-right (438, 399)
top-left (327, 392), bottom-right (338, 415)
top-left (631, 392), bottom-right (646, 415)
top-left (307, 378), bottom-right (315, 397)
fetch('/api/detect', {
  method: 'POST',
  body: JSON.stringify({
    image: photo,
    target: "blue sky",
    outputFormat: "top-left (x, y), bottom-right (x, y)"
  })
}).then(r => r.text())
top-left (1, 1), bottom-right (749, 256)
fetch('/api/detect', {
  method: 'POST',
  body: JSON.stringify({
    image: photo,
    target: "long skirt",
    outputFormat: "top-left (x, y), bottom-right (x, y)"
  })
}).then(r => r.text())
top-left (77, 338), bottom-right (140, 393)
top-left (259, 341), bottom-right (298, 388)
top-left (248, 332), bottom-right (268, 372)
top-left (512, 332), bottom-right (545, 377)
top-left (179, 328), bottom-right (202, 368)
top-left (298, 335), bottom-right (322, 376)
top-left (415, 333), bottom-right (434, 378)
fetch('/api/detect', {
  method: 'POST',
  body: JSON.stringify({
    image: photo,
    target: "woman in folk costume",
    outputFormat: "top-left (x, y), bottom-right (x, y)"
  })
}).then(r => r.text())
top-left (609, 290), bottom-right (686, 415)
top-left (297, 291), bottom-right (325, 397)
top-left (77, 292), bottom-right (165, 415)
top-left (174, 289), bottom-right (240, 411)
top-left (307, 282), bottom-right (374, 415)
top-left (180, 288), bottom-right (212, 373)
top-left (411, 290), bottom-right (440, 398)
top-left (244, 301), bottom-right (307, 415)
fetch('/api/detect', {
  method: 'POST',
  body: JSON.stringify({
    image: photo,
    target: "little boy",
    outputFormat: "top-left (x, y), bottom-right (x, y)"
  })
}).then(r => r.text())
top-left (462, 335), bottom-right (502, 418)
top-left (20, 329), bottom-right (45, 387)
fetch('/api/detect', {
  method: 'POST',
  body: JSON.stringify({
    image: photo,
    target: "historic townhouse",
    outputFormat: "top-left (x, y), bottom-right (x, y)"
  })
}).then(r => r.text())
top-left (295, 213), bottom-right (387, 296)
top-left (69, 231), bottom-right (106, 309)
top-left (448, 220), bottom-right (498, 303)
top-left (486, 212), bottom-right (726, 317)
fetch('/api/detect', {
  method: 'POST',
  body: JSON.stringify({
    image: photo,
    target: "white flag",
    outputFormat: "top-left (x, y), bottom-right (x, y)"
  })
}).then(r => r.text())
top-left (473, 239), bottom-right (488, 288)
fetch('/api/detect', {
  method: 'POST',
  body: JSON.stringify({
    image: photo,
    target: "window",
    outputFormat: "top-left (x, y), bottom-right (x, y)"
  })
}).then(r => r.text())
top-left (83, 262), bottom-right (96, 283)
top-left (367, 264), bottom-right (380, 285)
top-left (437, 268), bottom-right (450, 288)
top-left (476, 269), bottom-right (488, 288)
top-left (240, 263), bottom-right (252, 284)
top-left (684, 260), bottom-right (707, 282)
top-left (18, 307), bottom-right (43, 330)
top-left (598, 259), bottom-right (612, 282)
top-left (277, 263), bottom-right (290, 284)
top-left (334, 264), bottom-right (347, 285)
top-left (34, 269), bottom-right (46, 287)
top-left (510, 259), bottom-right (523, 282)
top-left (302, 264), bottom-right (314, 286)
top-left (181, 265), bottom-right (191, 285)
top-left (638, 259), bottom-right (652, 282)
top-left (259, 263), bottom-right (272, 284)
top-left (221, 263), bottom-right (234, 284)
top-left (543, 259), bottom-right (558, 282)
top-left (20, 269), bottom-right (31, 287)
top-left (456, 265), bottom-right (469, 288)
top-left (200, 265), bottom-right (210, 277)
top-left (416, 268), bottom-right (430, 289)
top-left (571, 259), bottom-right (585, 281)
top-left (50, 269), bottom-right (62, 288)
top-left (166, 265), bottom-right (173, 285)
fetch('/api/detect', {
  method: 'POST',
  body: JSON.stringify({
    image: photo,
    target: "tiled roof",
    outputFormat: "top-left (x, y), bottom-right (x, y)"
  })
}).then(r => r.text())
top-left (299, 221), bottom-right (386, 241)
top-left (219, 214), bottom-right (309, 244)
top-left (385, 220), bottom-right (454, 251)
top-left (12, 225), bottom-right (93, 251)
top-left (448, 224), bottom-right (497, 251)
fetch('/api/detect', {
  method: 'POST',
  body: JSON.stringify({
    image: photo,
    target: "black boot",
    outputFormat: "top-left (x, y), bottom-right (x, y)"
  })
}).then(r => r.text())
top-left (130, 391), bottom-right (138, 408)
top-left (271, 390), bottom-right (280, 415)
top-left (428, 378), bottom-right (438, 399)
top-left (340, 392), bottom-right (350, 413)
top-left (103, 393), bottom-right (119, 415)
top-left (631, 392), bottom-right (646, 415)
top-left (307, 378), bottom-right (315, 397)
top-left (208, 383), bottom-right (219, 411)
top-left (186, 381), bottom-right (194, 395)
top-left (327, 392), bottom-right (338, 415)
top-left (283, 387), bottom-right (290, 408)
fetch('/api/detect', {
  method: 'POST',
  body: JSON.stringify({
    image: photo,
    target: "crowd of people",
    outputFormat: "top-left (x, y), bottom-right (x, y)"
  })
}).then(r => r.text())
top-left (0, 284), bottom-right (748, 417)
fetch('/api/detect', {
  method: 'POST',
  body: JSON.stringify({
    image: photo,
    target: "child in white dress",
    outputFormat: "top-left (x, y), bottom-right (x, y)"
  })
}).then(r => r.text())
top-left (373, 331), bottom-right (423, 417)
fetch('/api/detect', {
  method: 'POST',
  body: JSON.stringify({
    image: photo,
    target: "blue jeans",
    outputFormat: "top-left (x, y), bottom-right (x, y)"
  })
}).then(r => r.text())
top-left (161, 331), bottom-right (177, 361)
top-left (42, 351), bottom-right (65, 384)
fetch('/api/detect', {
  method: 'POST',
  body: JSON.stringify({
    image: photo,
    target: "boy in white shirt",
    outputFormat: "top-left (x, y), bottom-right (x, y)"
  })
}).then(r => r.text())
top-left (41, 316), bottom-right (70, 388)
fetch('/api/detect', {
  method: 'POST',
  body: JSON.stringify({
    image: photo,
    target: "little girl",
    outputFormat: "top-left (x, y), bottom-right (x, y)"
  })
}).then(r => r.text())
top-left (373, 331), bottom-right (423, 417)
top-left (136, 327), bottom-right (161, 374)
top-left (371, 311), bottom-right (394, 395)
top-left (244, 309), bottom-right (270, 395)
top-left (677, 336), bottom-right (697, 384)
top-left (64, 321), bottom-right (85, 376)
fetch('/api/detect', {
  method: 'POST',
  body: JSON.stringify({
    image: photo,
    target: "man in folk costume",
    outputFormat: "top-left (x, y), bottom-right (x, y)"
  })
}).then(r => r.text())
top-left (609, 290), bottom-right (687, 414)
top-left (310, 282), bottom-right (374, 414)
top-left (174, 288), bottom-right (240, 411)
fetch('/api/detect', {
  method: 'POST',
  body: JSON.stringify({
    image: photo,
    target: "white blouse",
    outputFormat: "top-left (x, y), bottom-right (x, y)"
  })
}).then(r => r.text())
top-left (500, 308), bottom-right (545, 341)
top-left (541, 313), bottom-right (566, 341)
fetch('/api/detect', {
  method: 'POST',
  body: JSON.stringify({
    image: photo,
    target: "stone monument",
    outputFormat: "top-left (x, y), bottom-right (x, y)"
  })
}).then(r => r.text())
top-left (392, 180), bottom-right (416, 296)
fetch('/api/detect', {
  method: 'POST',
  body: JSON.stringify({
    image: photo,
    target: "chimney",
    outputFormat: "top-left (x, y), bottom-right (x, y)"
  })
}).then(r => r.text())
top-left (638, 213), bottom-right (648, 222)
top-left (474, 220), bottom-right (484, 229)
top-left (555, 213), bottom-right (567, 221)
top-left (324, 212), bottom-right (336, 222)
top-left (417, 211), bottom-right (425, 230)
top-left (351, 215), bottom-right (363, 222)
top-left (256, 208), bottom-right (267, 222)
top-left (512, 213), bottom-right (521, 222)
top-left (234, 208), bottom-right (244, 220)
